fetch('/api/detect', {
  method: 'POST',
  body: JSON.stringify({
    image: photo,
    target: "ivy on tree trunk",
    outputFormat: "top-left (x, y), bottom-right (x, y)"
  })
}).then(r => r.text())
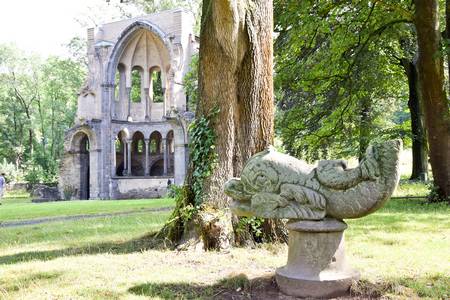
top-left (159, 0), bottom-right (287, 250)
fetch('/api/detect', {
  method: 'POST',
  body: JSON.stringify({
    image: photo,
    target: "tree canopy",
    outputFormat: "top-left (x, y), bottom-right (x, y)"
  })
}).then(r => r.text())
top-left (0, 44), bottom-right (85, 183)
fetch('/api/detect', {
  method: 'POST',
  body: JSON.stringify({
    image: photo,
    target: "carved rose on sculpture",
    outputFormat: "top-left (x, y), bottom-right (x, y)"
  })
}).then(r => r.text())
top-left (224, 140), bottom-right (402, 220)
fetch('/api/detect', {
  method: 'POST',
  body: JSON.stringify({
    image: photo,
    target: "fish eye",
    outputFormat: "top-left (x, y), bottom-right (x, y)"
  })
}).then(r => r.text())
top-left (255, 174), bottom-right (267, 185)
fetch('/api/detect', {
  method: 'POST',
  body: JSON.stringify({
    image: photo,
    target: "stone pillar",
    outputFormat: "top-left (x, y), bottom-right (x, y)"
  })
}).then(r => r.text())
top-left (126, 87), bottom-right (132, 121)
top-left (144, 87), bottom-right (150, 121)
top-left (126, 139), bottom-right (132, 176)
top-left (174, 143), bottom-right (186, 184)
top-left (162, 88), bottom-right (167, 117)
top-left (162, 138), bottom-right (168, 176)
top-left (112, 138), bottom-right (116, 176)
top-left (275, 219), bottom-right (359, 299)
top-left (122, 139), bottom-right (127, 176)
top-left (111, 84), bottom-right (116, 119)
top-left (167, 139), bottom-right (171, 170)
top-left (144, 139), bottom-right (149, 176)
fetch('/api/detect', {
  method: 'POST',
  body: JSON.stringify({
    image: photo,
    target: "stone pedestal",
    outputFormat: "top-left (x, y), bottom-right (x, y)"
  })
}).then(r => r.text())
top-left (276, 218), bottom-right (359, 298)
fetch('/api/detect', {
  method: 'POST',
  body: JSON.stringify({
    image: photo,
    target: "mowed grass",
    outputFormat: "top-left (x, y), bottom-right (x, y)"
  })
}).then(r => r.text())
top-left (393, 180), bottom-right (429, 198)
top-left (346, 198), bottom-right (450, 299)
top-left (0, 191), bottom-right (174, 222)
top-left (0, 182), bottom-right (449, 299)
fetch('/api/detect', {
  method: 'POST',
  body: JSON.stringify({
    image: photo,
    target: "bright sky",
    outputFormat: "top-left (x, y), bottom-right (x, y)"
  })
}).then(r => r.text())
top-left (0, 0), bottom-right (142, 57)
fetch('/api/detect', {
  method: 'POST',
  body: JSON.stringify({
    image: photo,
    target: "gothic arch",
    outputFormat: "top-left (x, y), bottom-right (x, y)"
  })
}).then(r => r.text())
top-left (105, 20), bottom-right (174, 86)
top-left (69, 126), bottom-right (97, 152)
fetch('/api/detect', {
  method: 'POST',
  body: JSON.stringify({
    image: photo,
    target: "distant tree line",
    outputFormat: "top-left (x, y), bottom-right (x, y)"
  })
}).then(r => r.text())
top-left (0, 44), bottom-right (85, 183)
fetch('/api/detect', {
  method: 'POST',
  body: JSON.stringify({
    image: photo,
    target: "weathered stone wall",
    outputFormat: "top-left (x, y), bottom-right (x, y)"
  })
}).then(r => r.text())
top-left (111, 177), bottom-right (173, 199)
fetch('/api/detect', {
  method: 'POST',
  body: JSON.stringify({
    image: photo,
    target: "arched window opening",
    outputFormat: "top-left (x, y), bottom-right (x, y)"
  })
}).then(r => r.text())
top-left (115, 64), bottom-right (126, 102)
top-left (78, 133), bottom-right (90, 200)
top-left (114, 71), bottom-right (120, 101)
top-left (149, 131), bottom-right (162, 154)
top-left (115, 138), bottom-right (122, 153)
top-left (150, 140), bottom-right (158, 154)
top-left (150, 67), bottom-right (164, 103)
top-left (81, 136), bottom-right (90, 153)
top-left (116, 131), bottom-right (127, 176)
top-left (131, 66), bottom-right (142, 103)
top-left (131, 131), bottom-right (145, 176)
top-left (137, 140), bottom-right (144, 154)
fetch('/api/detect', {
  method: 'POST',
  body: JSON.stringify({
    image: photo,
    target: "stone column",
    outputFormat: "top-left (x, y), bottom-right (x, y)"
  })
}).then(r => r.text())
top-left (174, 143), bottom-right (187, 185)
top-left (166, 139), bottom-right (170, 172)
top-left (111, 84), bottom-right (116, 119)
top-left (144, 139), bottom-right (149, 176)
top-left (126, 139), bottom-right (132, 176)
top-left (126, 87), bottom-right (132, 121)
top-left (144, 87), bottom-right (150, 121)
top-left (162, 138), bottom-right (168, 176)
top-left (162, 87), bottom-right (167, 117)
top-left (122, 139), bottom-right (127, 176)
top-left (275, 219), bottom-right (359, 298)
top-left (112, 138), bottom-right (116, 176)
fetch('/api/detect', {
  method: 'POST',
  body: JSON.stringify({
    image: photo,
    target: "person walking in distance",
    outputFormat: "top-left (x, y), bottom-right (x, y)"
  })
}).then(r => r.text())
top-left (0, 173), bottom-right (5, 205)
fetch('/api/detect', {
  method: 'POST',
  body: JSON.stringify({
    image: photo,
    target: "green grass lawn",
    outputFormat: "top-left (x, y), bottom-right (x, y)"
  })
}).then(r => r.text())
top-left (0, 191), bottom-right (174, 222)
top-left (393, 180), bottom-right (429, 198)
top-left (0, 183), bottom-right (448, 299)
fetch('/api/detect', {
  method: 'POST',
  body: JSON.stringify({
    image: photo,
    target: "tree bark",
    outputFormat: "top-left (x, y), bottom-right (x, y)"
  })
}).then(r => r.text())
top-left (162, 0), bottom-right (285, 250)
top-left (445, 0), bottom-right (450, 87)
top-left (401, 58), bottom-right (428, 181)
top-left (198, 0), bottom-right (274, 202)
top-left (197, 0), bottom-right (279, 248)
top-left (414, 0), bottom-right (450, 200)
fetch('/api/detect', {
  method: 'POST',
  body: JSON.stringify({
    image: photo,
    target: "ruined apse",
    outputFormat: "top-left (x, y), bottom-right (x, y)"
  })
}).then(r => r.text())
top-left (59, 9), bottom-right (197, 200)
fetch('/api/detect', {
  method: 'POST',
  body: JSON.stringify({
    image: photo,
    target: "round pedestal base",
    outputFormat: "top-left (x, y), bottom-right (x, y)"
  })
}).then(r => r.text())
top-left (275, 218), bottom-right (359, 298)
top-left (276, 266), bottom-right (359, 298)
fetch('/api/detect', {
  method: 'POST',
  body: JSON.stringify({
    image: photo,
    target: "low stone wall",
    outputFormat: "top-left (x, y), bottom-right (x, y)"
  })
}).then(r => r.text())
top-left (6, 182), bottom-right (58, 192)
top-left (6, 182), bottom-right (31, 192)
top-left (32, 184), bottom-right (61, 202)
top-left (111, 177), bottom-right (173, 199)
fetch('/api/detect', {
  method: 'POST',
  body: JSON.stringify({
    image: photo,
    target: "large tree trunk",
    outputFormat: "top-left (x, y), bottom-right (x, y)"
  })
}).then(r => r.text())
top-left (401, 58), bottom-right (428, 181)
top-left (197, 0), bottom-right (274, 203)
top-left (161, 0), bottom-right (286, 249)
top-left (415, 0), bottom-right (450, 200)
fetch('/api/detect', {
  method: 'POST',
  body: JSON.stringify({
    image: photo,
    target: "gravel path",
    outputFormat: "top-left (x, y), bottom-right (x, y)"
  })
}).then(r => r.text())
top-left (0, 207), bottom-right (173, 228)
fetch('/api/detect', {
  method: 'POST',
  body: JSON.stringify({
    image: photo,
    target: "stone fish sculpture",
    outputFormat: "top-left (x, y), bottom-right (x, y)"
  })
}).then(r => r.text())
top-left (225, 139), bottom-right (401, 221)
top-left (224, 139), bottom-right (402, 298)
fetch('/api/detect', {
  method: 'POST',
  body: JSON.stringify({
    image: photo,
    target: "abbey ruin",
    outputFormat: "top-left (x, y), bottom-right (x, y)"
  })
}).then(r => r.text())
top-left (59, 9), bottom-right (197, 199)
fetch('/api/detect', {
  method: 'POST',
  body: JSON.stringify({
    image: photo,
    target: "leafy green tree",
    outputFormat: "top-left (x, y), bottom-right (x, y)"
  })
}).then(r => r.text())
top-left (35, 57), bottom-right (85, 181)
top-left (0, 44), bottom-right (85, 183)
top-left (274, 0), bottom-right (450, 199)
top-left (0, 45), bottom-right (40, 166)
top-left (274, 0), bottom-right (412, 161)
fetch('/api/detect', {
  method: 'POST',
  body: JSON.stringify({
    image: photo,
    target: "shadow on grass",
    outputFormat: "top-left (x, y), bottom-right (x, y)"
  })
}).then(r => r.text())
top-left (0, 231), bottom-right (165, 265)
top-left (128, 273), bottom-right (283, 300)
top-left (128, 273), bottom-right (450, 299)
